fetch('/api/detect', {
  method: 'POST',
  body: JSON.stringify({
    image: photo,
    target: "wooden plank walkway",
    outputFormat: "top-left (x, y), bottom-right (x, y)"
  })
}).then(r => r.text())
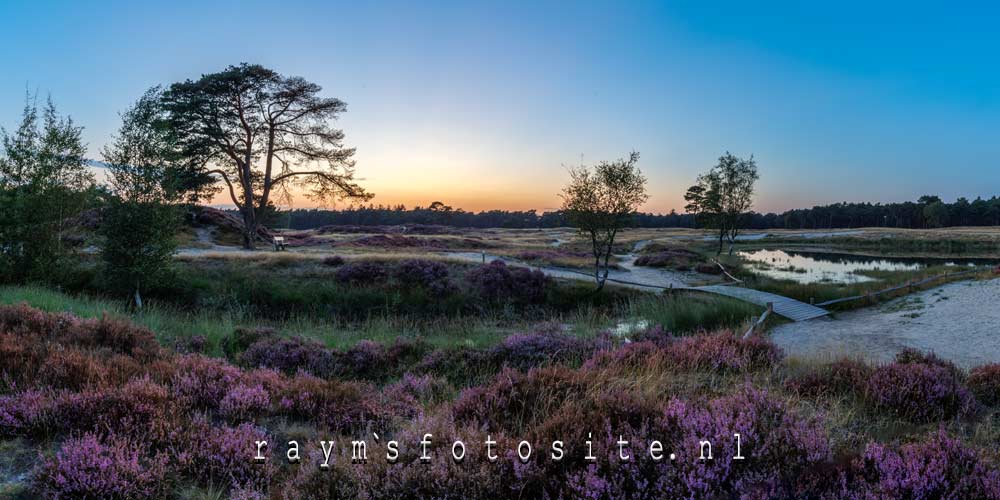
top-left (692, 285), bottom-right (829, 322)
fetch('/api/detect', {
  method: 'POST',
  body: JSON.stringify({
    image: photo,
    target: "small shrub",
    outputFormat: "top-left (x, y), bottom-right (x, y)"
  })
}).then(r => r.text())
top-left (280, 450), bottom-right (358, 499)
top-left (582, 341), bottom-right (661, 370)
top-left (220, 384), bottom-right (270, 420)
top-left (452, 367), bottom-right (588, 433)
top-left (384, 373), bottom-right (453, 406)
top-left (394, 259), bottom-right (456, 296)
top-left (241, 335), bottom-right (335, 377)
top-left (465, 260), bottom-right (552, 304)
top-left (50, 377), bottom-right (171, 438)
top-left (784, 358), bottom-right (872, 397)
top-left (276, 374), bottom-right (388, 433)
top-left (37, 349), bottom-right (108, 390)
top-left (488, 331), bottom-right (595, 371)
top-left (322, 255), bottom-right (345, 267)
top-left (185, 335), bottom-right (207, 354)
top-left (851, 430), bottom-right (1000, 499)
top-left (968, 363), bottom-right (1000, 406)
top-left (334, 261), bottom-right (387, 284)
top-left (0, 390), bottom-right (51, 437)
top-left (181, 419), bottom-right (274, 492)
top-left (170, 354), bottom-right (243, 410)
top-left (413, 347), bottom-right (494, 386)
top-left (60, 315), bottom-right (161, 361)
top-left (221, 326), bottom-right (277, 360)
top-left (331, 340), bottom-right (387, 379)
top-left (668, 331), bottom-right (784, 372)
top-left (894, 347), bottom-right (962, 377)
top-left (465, 260), bottom-right (515, 302)
top-left (32, 433), bottom-right (170, 498)
top-left (510, 266), bottom-right (551, 303)
top-left (865, 362), bottom-right (977, 422)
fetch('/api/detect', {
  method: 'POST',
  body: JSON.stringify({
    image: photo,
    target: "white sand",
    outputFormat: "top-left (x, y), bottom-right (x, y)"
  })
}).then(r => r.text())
top-left (769, 278), bottom-right (1000, 368)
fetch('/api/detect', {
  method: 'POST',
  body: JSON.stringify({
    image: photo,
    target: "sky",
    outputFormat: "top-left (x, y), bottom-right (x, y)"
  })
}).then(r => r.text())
top-left (1, 0), bottom-right (998, 213)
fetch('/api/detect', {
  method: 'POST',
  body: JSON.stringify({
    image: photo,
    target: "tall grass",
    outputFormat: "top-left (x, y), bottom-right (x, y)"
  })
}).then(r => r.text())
top-left (624, 291), bottom-right (761, 333)
top-left (0, 284), bottom-right (619, 355)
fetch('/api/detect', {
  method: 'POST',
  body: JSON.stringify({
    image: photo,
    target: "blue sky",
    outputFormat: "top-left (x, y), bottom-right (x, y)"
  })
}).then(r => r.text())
top-left (1, 0), bottom-right (997, 212)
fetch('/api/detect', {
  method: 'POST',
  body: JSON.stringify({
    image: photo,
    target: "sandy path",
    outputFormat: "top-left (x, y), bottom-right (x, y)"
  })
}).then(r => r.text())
top-left (441, 251), bottom-right (691, 290)
top-left (769, 278), bottom-right (1000, 368)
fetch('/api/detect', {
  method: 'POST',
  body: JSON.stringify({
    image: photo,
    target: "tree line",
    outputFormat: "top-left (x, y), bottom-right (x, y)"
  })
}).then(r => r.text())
top-left (272, 194), bottom-right (1000, 232)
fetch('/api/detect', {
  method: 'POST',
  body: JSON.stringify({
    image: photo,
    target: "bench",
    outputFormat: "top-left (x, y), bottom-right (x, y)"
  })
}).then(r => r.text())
top-left (273, 236), bottom-right (286, 251)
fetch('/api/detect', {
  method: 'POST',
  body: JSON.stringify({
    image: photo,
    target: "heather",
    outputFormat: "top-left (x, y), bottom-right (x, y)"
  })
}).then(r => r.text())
top-left (786, 351), bottom-right (979, 423)
top-left (1, 304), bottom-right (999, 498)
top-left (968, 363), bottom-right (1000, 406)
top-left (465, 260), bottom-right (553, 304)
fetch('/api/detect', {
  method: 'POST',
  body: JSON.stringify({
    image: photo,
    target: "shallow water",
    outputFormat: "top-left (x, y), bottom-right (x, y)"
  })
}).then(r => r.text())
top-left (738, 249), bottom-right (994, 284)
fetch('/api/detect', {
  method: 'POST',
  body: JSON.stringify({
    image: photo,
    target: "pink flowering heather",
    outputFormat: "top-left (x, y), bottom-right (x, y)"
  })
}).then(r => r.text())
top-left (513, 386), bottom-right (831, 499)
top-left (394, 258), bottom-right (457, 296)
top-left (582, 341), bottom-right (662, 371)
top-left (220, 384), bottom-right (271, 420)
top-left (586, 331), bottom-right (782, 374)
top-left (240, 335), bottom-right (335, 377)
top-left (852, 430), bottom-right (1000, 499)
top-left (489, 331), bottom-right (595, 371)
top-left (465, 260), bottom-right (552, 304)
top-left (864, 362), bottom-right (977, 422)
top-left (0, 390), bottom-right (52, 437)
top-left (667, 331), bottom-right (784, 372)
top-left (32, 433), bottom-right (170, 499)
top-left (784, 358), bottom-right (872, 397)
top-left (452, 367), bottom-right (590, 432)
top-left (385, 373), bottom-right (453, 405)
top-left (170, 353), bottom-right (243, 410)
top-left (182, 420), bottom-right (275, 492)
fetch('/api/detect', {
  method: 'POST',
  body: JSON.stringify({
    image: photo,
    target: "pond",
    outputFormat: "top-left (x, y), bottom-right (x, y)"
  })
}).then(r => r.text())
top-left (738, 249), bottom-right (996, 284)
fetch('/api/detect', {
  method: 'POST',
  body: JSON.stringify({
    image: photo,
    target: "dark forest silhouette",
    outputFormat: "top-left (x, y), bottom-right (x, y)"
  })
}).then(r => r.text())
top-left (271, 195), bottom-right (1000, 230)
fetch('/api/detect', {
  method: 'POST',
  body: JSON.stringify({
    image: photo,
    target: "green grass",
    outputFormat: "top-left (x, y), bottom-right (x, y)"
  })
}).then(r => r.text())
top-left (0, 280), bottom-right (766, 358)
top-left (623, 291), bottom-right (761, 333)
top-left (0, 284), bottom-right (611, 352)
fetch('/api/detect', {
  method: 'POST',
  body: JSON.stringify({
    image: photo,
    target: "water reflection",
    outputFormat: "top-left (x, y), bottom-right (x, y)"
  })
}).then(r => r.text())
top-left (738, 249), bottom-right (993, 284)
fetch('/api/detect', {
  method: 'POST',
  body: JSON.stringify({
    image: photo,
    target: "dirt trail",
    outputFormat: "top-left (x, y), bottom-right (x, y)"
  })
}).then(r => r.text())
top-left (769, 278), bottom-right (1000, 368)
top-left (441, 251), bottom-right (691, 290)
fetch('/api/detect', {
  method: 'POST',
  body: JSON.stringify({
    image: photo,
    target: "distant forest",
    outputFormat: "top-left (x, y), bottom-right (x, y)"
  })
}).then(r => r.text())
top-left (268, 196), bottom-right (1000, 230)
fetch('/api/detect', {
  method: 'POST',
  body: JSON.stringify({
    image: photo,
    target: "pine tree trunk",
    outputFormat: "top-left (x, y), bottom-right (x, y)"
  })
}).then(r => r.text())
top-left (242, 207), bottom-right (258, 250)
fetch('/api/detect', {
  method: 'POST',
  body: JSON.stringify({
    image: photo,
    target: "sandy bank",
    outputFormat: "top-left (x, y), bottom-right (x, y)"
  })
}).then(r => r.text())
top-left (770, 278), bottom-right (1000, 368)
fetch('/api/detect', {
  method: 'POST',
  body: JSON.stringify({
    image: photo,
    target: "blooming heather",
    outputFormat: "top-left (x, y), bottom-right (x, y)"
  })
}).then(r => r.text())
top-left (32, 433), bottom-right (170, 498)
top-left (852, 430), bottom-right (1000, 499)
top-left (220, 384), bottom-right (271, 420)
top-left (865, 362), bottom-right (977, 422)
top-left (395, 258), bottom-right (457, 296)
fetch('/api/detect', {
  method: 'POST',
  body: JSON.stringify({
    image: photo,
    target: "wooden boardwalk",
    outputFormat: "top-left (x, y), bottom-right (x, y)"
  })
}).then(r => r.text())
top-left (690, 285), bottom-right (829, 322)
